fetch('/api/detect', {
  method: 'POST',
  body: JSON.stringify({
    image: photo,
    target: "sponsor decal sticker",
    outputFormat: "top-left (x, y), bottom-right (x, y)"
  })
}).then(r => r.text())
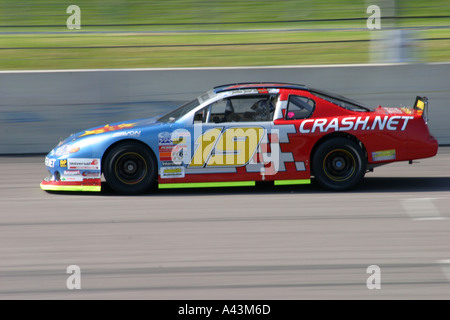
top-left (372, 149), bottom-right (396, 161)
top-left (171, 144), bottom-right (188, 165)
top-left (161, 161), bottom-right (177, 167)
top-left (158, 130), bottom-right (191, 145)
top-left (383, 108), bottom-right (405, 114)
top-left (80, 123), bottom-right (135, 137)
top-left (60, 160), bottom-right (68, 167)
top-left (63, 170), bottom-right (81, 175)
top-left (68, 159), bottom-right (101, 170)
top-left (160, 167), bottom-right (185, 179)
top-left (45, 157), bottom-right (56, 168)
top-left (158, 129), bottom-right (191, 166)
top-left (61, 176), bottom-right (83, 182)
top-left (112, 130), bottom-right (141, 138)
top-left (159, 145), bottom-right (175, 162)
top-left (299, 116), bottom-right (414, 134)
top-left (81, 171), bottom-right (102, 179)
top-left (158, 132), bottom-right (173, 145)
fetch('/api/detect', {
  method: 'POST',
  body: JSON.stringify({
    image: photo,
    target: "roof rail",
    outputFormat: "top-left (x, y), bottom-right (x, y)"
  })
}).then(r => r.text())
top-left (213, 82), bottom-right (309, 93)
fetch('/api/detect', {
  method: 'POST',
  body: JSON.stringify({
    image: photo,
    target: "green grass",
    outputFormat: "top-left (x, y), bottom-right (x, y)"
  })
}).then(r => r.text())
top-left (1, 0), bottom-right (449, 28)
top-left (0, 31), bottom-right (372, 69)
top-left (0, 0), bottom-right (449, 70)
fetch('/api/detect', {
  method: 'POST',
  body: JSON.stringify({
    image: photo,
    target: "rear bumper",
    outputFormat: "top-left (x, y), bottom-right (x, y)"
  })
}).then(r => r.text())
top-left (410, 135), bottom-right (439, 160)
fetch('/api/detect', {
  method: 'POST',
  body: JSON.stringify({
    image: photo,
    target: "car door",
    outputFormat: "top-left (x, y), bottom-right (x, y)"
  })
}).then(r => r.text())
top-left (184, 94), bottom-right (277, 182)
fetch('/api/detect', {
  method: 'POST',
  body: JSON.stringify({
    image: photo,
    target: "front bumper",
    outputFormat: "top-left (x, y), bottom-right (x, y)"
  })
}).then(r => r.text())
top-left (40, 156), bottom-right (102, 192)
top-left (40, 179), bottom-right (101, 192)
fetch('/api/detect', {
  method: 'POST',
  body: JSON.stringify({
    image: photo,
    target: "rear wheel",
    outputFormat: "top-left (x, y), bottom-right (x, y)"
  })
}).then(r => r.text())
top-left (312, 138), bottom-right (366, 191)
top-left (103, 142), bottom-right (156, 194)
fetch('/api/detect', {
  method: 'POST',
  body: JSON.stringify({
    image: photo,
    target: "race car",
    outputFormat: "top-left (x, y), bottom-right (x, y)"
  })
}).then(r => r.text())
top-left (41, 82), bottom-right (438, 194)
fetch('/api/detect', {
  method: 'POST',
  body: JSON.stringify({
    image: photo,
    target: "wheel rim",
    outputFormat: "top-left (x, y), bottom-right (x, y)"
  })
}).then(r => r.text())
top-left (323, 149), bottom-right (356, 182)
top-left (114, 152), bottom-right (148, 185)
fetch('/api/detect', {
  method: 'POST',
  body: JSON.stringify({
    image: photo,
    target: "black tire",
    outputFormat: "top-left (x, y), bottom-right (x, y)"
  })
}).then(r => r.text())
top-left (312, 138), bottom-right (366, 191)
top-left (103, 142), bottom-right (157, 194)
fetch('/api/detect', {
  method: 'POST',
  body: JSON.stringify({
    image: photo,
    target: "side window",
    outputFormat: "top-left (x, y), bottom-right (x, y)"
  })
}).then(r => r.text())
top-left (208, 99), bottom-right (229, 123)
top-left (286, 95), bottom-right (315, 120)
top-left (208, 95), bottom-right (277, 123)
top-left (193, 106), bottom-right (209, 123)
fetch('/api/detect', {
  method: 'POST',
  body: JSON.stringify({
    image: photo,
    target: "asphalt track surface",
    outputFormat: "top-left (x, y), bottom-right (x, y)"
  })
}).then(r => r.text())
top-left (0, 148), bottom-right (449, 300)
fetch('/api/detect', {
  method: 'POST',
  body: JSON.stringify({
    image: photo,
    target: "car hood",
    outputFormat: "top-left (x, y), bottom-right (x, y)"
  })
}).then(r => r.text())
top-left (60, 116), bottom-right (162, 145)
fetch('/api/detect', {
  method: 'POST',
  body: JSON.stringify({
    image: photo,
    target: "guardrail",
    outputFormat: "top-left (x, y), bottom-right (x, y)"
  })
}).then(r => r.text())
top-left (0, 63), bottom-right (449, 154)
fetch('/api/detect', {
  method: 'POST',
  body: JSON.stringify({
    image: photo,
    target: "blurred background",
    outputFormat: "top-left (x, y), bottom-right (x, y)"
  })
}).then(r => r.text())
top-left (0, 0), bottom-right (449, 153)
top-left (0, 0), bottom-right (449, 69)
top-left (1, 1), bottom-right (450, 300)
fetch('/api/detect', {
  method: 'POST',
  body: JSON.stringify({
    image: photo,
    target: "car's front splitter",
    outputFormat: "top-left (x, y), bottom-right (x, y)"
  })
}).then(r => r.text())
top-left (40, 179), bottom-right (101, 192)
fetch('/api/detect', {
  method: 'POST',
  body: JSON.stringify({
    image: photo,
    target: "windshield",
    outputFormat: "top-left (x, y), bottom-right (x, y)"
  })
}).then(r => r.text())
top-left (310, 89), bottom-right (372, 112)
top-left (158, 98), bottom-right (201, 123)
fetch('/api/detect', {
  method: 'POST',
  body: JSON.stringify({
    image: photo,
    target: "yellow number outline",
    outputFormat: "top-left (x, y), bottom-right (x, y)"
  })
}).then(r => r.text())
top-left (207, 127), bottom-right (265, 167)
top-left (189, 127), bottom-right (223, 167)
top-left (189, 126), bottom-right (265, 168)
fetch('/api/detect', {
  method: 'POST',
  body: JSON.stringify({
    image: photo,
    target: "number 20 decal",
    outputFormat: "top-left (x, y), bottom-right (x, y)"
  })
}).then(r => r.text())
top-left (190, 127), bottom-right (265, 167)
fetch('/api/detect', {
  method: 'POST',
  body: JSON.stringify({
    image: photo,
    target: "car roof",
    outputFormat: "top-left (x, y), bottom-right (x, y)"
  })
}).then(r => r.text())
top-left (213, 82), bottom-right (309, 93)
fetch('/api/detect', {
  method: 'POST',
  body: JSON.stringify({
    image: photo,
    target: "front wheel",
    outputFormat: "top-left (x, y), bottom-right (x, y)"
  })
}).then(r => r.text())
top-left (103, 142), bottom-right (157, 194)
top-left (312, 138), bottom-right (366, 191)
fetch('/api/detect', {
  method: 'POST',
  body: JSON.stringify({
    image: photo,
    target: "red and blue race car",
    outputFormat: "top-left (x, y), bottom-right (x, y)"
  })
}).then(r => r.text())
top-left (41, 82), bottom-right (438, 194)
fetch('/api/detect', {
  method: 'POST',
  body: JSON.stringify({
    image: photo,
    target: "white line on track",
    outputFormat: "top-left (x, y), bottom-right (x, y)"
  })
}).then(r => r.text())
top-left (401, 198), bottom-right (447, 221)
top-left (3, 62), bottom-right (450, 74)
top-left (437, 260), bottom-right (450, 283)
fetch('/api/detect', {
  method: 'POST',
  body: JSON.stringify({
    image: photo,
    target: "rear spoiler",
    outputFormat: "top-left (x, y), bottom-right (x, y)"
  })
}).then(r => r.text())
top-left (413, 96), bottom-right (429, 123)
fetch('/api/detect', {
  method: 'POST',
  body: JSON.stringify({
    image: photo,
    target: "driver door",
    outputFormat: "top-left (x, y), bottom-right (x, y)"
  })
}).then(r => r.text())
top-left (185, 94), bottom-right (278, 182)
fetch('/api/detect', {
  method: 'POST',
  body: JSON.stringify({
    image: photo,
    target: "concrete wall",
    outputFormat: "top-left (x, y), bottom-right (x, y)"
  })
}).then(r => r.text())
top-left (1, 63), bottom-right (449, 154)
